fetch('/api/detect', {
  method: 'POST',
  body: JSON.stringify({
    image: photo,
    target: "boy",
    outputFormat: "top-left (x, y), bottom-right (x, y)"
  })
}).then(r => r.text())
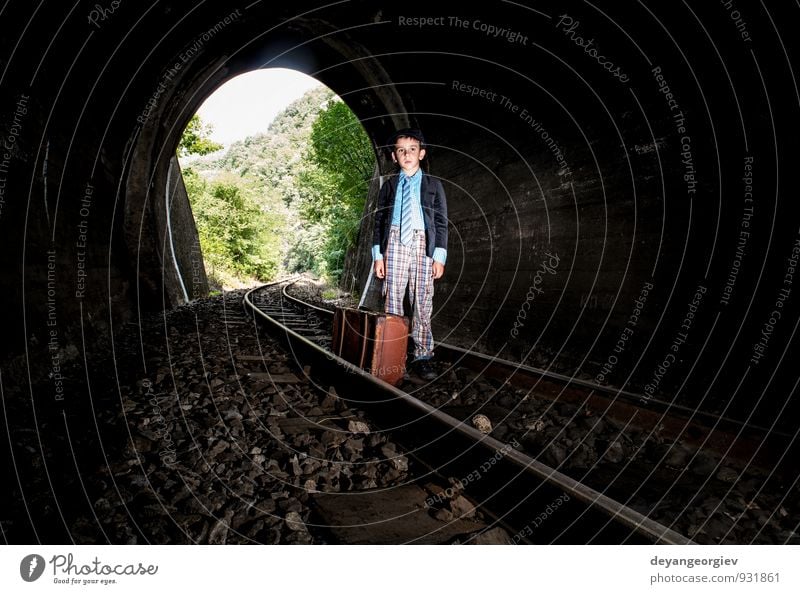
top-left (372, 128), bottom-right (448, 381)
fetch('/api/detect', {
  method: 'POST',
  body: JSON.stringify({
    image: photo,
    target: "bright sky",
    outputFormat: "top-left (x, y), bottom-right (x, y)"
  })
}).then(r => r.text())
top-left (196, 68), bottom-right (322, 145)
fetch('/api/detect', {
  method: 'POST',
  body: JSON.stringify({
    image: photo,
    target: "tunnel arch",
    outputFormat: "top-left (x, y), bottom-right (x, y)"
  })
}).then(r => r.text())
top-left (122, 19), bottom-right (411, 310)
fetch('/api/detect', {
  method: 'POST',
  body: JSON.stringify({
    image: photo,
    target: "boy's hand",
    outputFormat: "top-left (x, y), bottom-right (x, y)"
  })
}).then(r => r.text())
top-left (374, 260), bottom-right (385, 279)
top-left (432, 261), bottom-right (445, 279)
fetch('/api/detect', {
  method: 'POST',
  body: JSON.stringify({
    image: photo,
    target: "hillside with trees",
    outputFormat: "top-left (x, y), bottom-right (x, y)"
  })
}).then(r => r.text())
top-left (179, 85), bottom-right (374, 289)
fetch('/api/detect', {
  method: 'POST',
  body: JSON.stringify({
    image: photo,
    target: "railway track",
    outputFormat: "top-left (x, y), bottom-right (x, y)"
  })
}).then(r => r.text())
top-left (243, 280), bottom-right (697, 544)
top-left (279, 279), bottom-right (791, 470)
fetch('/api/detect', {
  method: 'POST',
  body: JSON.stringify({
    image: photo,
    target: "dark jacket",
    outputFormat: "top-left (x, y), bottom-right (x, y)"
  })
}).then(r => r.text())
top-left (372, 171), bottom-right (448, 259)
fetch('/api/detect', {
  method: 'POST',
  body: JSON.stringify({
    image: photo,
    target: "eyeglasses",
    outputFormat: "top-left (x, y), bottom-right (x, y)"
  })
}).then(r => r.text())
top-left (394, 146), bottom-right (421, 156)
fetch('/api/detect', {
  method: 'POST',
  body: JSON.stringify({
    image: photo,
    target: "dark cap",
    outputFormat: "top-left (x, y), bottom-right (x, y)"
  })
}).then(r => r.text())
top-left (388, 127), bottom-right (426, 149)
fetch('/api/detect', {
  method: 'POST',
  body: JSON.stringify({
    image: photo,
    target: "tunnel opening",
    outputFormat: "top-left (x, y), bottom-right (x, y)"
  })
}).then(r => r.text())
top-left (172, 68), bottom-right (377, 296)
top-left (123, 42), bottom-right (401, 314)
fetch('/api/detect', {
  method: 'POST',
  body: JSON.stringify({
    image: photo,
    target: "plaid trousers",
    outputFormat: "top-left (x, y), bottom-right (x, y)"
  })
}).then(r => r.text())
top-left (384, 226), bottom-right (434, 360)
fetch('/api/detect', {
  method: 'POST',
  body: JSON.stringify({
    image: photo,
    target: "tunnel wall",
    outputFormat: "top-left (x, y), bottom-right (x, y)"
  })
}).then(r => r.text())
top-left (166, 156), bottom-right (209, 301)
top-left (0, 0), bottom-right (798, 430)
top-left (342, 2), bottom-right (800, 426)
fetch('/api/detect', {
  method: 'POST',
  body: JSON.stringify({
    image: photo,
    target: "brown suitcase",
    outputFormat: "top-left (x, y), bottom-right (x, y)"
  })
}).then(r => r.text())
top-left (332, 307), bottom-right (409, 385)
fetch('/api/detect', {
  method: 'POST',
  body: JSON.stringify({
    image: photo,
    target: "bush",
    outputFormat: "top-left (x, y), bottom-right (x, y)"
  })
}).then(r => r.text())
top-left (183, 168), bottom-right (282, 282)
top-left (293, 98), bottom-right (374, 283)
top-left (180, 90), bottom-right (374, 287)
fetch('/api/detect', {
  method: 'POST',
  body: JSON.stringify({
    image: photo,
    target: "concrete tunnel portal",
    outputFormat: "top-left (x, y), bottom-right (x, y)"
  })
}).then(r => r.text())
top-left (1, 0), bottom-right (800, 464)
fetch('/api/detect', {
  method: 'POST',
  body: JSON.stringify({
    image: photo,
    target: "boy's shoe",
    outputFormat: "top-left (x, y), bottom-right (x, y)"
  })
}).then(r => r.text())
top-left (411, 359), bottom-right (437, 381)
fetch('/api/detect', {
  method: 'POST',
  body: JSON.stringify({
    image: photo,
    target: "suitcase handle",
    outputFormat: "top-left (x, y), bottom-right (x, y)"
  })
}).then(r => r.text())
top-left (335, 310), bottom-right (345, 357)
top-left (359, 312), bottom-right (368, 368)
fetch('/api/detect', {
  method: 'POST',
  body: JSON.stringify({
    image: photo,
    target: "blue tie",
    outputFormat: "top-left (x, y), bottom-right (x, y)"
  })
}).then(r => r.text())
top-left (400, 176), bottom-right (412, 246)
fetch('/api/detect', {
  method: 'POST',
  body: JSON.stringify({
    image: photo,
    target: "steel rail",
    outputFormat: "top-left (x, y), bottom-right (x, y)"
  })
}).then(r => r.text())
top-left (245, 283), bottom-right (694, 545)
top-left (279, 281), bottom-right (789, 467)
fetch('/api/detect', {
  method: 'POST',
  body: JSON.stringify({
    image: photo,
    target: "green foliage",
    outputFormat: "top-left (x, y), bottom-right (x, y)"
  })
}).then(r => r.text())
top-left (218, 87), bottom-right (334, 204)
top-left (180, 85), bottom-right (374, 286)
top-left (182, 167), bottom-right (282, 282)
top-left (309, 100), bottom-right (374, 182)
top-left (283, 223), bottom-right (326, 275)
top-left (179, 114), bottom-right (223, 156)
top-left (294, 98), bottom-right (374, 280)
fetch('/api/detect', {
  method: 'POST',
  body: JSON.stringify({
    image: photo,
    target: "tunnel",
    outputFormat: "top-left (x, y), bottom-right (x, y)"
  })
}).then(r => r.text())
top-left (1, 0), bottom-right (799, 547)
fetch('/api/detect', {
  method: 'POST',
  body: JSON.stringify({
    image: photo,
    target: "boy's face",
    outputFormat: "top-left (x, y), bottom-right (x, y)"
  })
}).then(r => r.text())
top-left (392, 136), bottom-right (426, 175)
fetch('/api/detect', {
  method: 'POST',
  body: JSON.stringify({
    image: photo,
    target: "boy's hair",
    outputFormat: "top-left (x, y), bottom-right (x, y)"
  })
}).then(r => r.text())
top-left (387, 127), bottom-right (426, 150)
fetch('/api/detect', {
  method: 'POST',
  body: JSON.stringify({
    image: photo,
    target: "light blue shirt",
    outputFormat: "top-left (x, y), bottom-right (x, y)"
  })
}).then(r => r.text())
top-left (373, 169), bottom-right (447, 264)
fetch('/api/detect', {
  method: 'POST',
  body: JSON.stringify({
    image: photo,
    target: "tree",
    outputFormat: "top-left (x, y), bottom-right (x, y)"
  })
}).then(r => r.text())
top-left (309, 100), bottom-right (374, 187)
top-left (178, 88), bottom-right (374, 285)
top-left (183, 168), bottom-right (282, 283)
top-left (179, 114), bottom-right (223, 156)
top-left (296, 98), bottom-right (374, 280)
